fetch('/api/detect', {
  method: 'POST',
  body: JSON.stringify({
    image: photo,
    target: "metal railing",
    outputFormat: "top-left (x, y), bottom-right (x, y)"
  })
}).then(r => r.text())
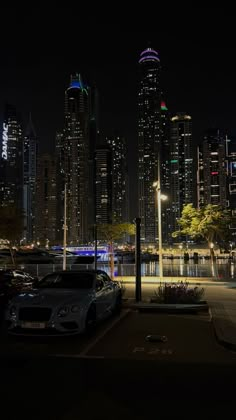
top-left (1, 261), bottom-right (235, 280)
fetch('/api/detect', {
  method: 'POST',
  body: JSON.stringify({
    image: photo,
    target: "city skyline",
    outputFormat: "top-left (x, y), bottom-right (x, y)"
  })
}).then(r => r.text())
top-left (1, 9), bottom-right (235, 149)
top-left (1, 8), bottom-right (236, 223)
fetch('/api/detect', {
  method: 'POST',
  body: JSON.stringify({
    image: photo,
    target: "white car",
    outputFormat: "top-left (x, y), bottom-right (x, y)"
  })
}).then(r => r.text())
top-left (6, 270), bottom-right (122, 335)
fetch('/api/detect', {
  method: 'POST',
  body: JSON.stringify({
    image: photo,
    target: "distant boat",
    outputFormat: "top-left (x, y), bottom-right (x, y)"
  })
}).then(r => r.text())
top-left (51, 246), bottom-right (117, 263)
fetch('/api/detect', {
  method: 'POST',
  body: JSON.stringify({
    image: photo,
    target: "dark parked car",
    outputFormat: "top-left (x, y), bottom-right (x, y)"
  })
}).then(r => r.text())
top-left (0, 269), bottom-right (36, 307)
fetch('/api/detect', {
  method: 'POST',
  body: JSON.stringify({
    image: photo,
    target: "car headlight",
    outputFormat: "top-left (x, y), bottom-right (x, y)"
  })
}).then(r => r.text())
top-left (57, 306), bottom-right (69, 317)
top-left (71, 305), bottom-right (79, 313)
top-left (10, 305), bottom-right (16, 316)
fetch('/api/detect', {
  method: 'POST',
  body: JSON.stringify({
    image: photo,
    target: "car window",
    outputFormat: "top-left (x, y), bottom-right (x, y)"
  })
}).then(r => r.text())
top-left (96, 279), bottom-right (104, 292)
top-left (38, 272), bottom-right (94, 289)
top-left (97, 271), bottom-right (112, 283)
top-left (100, 273), bottom-right (112, 285)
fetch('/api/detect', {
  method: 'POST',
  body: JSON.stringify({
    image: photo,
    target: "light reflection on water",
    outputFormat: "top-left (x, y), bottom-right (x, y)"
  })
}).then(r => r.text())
top-left (98, 260), bottom-right (236, 279)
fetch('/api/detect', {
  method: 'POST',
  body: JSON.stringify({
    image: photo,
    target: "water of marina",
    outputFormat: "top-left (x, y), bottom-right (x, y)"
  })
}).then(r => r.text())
top-left (18, 258), bottom-right (236, 280)
top-left (98, 259), bottom-right (236, 279)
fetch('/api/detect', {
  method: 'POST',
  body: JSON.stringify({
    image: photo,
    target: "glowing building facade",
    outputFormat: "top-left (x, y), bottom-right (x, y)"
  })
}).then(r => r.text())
top-left (138, 47), bottom-right (161, 243)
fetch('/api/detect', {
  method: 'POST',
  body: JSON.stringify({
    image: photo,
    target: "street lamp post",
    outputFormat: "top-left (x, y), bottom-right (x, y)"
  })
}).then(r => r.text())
top-left (210, 242), bottom-right (214, 262)
top-left (153, 181), bottom-right (167, 282)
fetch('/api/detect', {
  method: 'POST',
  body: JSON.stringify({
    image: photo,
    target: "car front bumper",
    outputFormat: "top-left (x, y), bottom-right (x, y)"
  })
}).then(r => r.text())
top-left (7, 317), bottom-right (85, 336)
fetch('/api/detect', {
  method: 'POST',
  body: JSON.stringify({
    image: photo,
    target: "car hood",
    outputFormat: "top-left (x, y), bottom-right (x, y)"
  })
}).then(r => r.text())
top-left (11, 288), bottom-right (94, 307)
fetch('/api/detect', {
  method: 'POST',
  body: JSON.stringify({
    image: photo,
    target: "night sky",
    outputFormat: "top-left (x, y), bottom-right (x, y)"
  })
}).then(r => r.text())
top-left (1, 7), bottom-right (235, 217)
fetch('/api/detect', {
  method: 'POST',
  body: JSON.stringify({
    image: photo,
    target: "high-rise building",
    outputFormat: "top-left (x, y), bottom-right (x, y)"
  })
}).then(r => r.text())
top-left (55, 131), bottom-right (64, 242)
top-left (106, 134), bottom-right (129, 224)
top-left (138, 47), bottom-right (161, 243)
top-left (88, 85), bottom-right (99, 234)
top-left (226, 136), bottom-right (236, 239)
top-left (63, 74), bottom-right (90, 244)
top-left (197, 129), bottom-right (227, 208)
top-left (35, 154), bottom-right (57, 245)
top-left (160, 101), bottom-right (171, 243)
top-left (23, 115), bottom-right (38, 242)
top-left (95, 146), bottom-right (112, 224)
top-left (170, 113), bottom-right (194, 236)
top-left (197, 144), bottom-right (204, 208)
top-left (0, 104), bottom-right (23, 215)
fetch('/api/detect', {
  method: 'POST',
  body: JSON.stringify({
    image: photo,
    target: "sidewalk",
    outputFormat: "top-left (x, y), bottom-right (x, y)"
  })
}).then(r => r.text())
top-left (116, 275), bottom-right (236, 287)
top-left (121, 280), bottom-right (236, 352)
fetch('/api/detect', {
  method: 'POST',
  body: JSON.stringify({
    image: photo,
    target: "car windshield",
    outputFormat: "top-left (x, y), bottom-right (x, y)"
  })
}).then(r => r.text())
top-left (37, 272), bottom-right (94, 289)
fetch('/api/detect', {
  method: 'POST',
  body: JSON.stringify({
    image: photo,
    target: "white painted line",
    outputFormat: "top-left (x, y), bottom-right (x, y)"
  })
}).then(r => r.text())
top-left (147, 348), bottom-right (160, 355)
top-left (53, 354), bottom-right (105, 359)
top-left (133, 347), bottom-right (145, 353)
top-left (79, 309), bottom-right (130, 357)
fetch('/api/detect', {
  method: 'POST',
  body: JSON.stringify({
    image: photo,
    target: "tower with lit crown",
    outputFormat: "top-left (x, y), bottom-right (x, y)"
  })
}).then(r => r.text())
top-left (138, 47), bottom-right (161, 243)
top-left (63, 74), bottom-right (90, 244)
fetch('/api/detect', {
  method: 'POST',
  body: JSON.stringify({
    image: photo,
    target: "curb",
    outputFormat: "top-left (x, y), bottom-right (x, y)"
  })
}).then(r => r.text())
top-left (210, 303), bottom-right (236, 351)
top-left (123, 301), bottom-right (209, 313)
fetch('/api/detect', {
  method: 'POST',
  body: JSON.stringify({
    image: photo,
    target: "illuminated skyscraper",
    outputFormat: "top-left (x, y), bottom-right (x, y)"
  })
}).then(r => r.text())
top-left (88, 85), bottom-right (99, 235)
top-left (160, 101), bottom-right (171, 243)
top-left (23, 115), bottom-right (38, 242)
top-left (106, 134), bottom-right (129, 224)
top-left (0, 104), bottom-right (23, 214)
top-left (35, 154), bottom-right (57, 244)
top-left (170, 113), bottom-right (193, 235)
top-left (226, 136), bottom-right (236, 239)
top-left (63, 74), bottom-right (90, 244)
top-left (197, 129), bottom-right (227, 209)
top-left (138, 47), bottom-right (161, 243)
top-left (55, 131), bottom-right (64, 241)
top-left (95, 145), bottom-right (112, 224)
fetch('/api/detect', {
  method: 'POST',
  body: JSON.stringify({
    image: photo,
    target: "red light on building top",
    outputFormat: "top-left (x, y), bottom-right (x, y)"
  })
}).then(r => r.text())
top-left (211, 172), bottom-right (218, 175)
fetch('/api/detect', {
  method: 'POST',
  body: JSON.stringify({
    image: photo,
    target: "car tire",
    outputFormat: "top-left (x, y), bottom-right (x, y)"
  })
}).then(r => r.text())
top-left (112, 293), bottom-right (122, 315)
top-left (85, 304), bottom-right (96, 334)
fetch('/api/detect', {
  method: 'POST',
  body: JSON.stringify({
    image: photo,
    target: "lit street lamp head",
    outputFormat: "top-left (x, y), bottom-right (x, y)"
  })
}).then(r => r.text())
top-left (160, 194), bottom-right (168, 201)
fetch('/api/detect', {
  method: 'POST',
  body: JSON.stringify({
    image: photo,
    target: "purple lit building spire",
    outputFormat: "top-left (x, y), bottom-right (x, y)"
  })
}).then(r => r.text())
top-left (139, 47), bottom-right (160, 64)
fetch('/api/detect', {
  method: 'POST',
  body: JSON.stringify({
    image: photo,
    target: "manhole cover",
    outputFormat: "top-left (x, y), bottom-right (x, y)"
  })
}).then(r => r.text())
top-left (145, 335), bottom-right (168, 343)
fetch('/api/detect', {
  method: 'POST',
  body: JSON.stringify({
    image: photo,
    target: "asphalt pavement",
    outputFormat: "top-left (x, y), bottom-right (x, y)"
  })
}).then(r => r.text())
top-left (2, 282), bottom-right (236, 418)
top-left (1, 307), bottom-right (236, 419)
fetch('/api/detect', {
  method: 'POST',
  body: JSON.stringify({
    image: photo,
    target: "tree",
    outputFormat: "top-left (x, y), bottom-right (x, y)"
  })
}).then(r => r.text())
top-left (97, 223), bottom-right (135, 279)
top-left (172, 204), bottom-right (232, 260)
top-left (0, 206), bottom-right (24, 265)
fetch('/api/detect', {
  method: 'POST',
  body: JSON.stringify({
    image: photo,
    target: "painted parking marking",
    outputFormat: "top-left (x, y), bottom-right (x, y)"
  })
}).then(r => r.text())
top-left (132, 347), bottom-right (173, 356)
top-left (147, 348), bottom-right (160, 355)
top-left (53, 354), bottom-right (105, 359)
top-left (80, 309), bottom-right (130, 356)
top-left (147, 348), bottom-right (173, 356)
top-left (133, 347), bottom-right (145, 353)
